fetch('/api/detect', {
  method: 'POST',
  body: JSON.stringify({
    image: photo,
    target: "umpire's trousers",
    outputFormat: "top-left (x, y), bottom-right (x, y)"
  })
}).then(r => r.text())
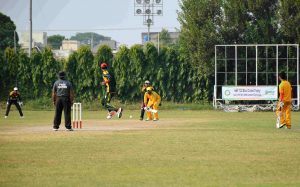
top-left (53, 97), bottom-right (72, 129)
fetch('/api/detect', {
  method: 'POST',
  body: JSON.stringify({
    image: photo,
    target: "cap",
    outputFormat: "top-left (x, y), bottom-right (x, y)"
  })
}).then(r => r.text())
top-left (14, 87), bottom-right (18, 91)
top-left (100, 63), bottom-right (108, 69)
top-left (58, 71), bottom-right (66, 78)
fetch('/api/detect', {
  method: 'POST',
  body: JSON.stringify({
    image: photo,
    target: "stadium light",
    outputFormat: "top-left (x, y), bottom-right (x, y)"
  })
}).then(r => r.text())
top-left (134, 0), bottom-right (163, 43)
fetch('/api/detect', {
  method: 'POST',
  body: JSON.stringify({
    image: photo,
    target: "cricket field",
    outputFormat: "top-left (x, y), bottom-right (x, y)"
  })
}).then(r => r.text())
top-left (0, 109), bottom-right (300, 187)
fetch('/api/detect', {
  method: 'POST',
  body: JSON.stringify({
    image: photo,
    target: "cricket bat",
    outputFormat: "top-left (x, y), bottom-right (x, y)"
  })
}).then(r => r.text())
top-left (144, 107), bottom-right (158, 113)
top-left (276, 103), bottom-right (282, 128)
top-left (276, 110), bottom-right (281, 128)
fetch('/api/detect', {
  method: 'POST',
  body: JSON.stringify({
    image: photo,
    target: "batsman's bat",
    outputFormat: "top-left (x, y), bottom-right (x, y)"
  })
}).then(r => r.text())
top-left (276, 110), bottom-right (281, 128)
top-left (276, 102), bottom-right (283, 128)
top-left (144, 107), bottom-right (158, 113)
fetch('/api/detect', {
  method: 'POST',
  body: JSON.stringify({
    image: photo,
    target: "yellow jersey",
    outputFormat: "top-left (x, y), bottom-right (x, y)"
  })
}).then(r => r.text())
top-left (279, 80), bottom-right (292, 102)
top-left (144, 91), bottom-right (161, 105)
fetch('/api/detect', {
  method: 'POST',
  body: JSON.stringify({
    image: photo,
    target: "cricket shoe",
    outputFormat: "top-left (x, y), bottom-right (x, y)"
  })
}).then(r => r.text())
top-left (117, 108), bottom-right (123, 118)
top-left (106, 111), bottom-right (115, 119)
top-left (66, 128), bottom-right (74, 131)
top-left (4, 116), bottom-right (7, 119)
top-left (52, 128), bottom-right (58, 131)
top-left (279, 124), bottom-right (286, 128)
top-left (106, 114), bottom-right (112, 119)
top-left (153, 118), bottom-right (159, 121)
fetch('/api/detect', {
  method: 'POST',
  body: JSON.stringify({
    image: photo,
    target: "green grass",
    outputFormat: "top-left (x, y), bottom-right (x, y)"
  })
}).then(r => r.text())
top-left (0, 110), bottom-right (300, 187)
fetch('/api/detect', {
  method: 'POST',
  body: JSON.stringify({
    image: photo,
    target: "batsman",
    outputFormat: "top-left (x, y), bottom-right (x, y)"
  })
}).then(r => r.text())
top-left (144, 87), bottom-right (161, 121)
top-left (276, 71), bottom-right (292, 129)
top-left (140, 80), bottom-right (154, 120)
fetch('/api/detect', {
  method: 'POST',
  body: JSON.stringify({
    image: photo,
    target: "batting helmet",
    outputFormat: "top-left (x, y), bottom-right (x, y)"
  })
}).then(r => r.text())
top-left (146, 87), bottom-right (153, 91)
top-left (100, 63), bottom-right (108, 69)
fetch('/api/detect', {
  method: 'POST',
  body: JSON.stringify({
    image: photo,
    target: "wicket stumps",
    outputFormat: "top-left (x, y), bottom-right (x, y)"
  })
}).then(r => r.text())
top-left (72, 102), bottom-right (82, 129)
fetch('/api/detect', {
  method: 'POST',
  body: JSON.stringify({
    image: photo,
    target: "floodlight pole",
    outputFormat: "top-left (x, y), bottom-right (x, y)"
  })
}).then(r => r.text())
top-left (134, 0), bottom-right (163, 45)
top-left (14, 30), bottom-right (17, 53)
top-left (157, 31), bottom-right (160, 53)
top-left (147, 22), bottom-right (150, 42)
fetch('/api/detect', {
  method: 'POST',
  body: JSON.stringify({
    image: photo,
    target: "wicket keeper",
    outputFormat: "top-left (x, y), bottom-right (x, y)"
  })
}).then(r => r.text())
top-left (144, 87), bottom-right (161, 121)
top-left (276, 71), bottom-right (292, 129)
top-left (4, 87), bottom-right (24, 118)
top-left (52, 71), bottom-right (74, 131)
top-left (100, 62), bottom-right (123, 119)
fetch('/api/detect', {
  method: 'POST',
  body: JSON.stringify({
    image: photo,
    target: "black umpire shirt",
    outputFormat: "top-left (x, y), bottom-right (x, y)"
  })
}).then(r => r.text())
top-left (53, 79), bottom-right (73, 97)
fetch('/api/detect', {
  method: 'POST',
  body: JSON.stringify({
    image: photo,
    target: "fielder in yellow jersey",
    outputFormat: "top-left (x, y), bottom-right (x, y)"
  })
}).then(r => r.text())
top-left (144, 87), bottom-right (161, 121)
top-left (276, 71), bottom-right (292, 129)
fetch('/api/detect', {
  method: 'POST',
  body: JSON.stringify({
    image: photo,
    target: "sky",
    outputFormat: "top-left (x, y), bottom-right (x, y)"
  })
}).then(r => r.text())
top-left (0, 0), bottom-right (181, 46)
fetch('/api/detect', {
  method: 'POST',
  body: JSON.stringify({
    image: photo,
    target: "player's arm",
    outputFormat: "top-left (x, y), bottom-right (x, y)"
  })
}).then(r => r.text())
top-left (279, 84), bottom-right (284, 101)
top-left (52, 84), bottom-right (57, 105)
top-left (144, 93), bottom-right (149, 105)
top-left (70, 83), bottom-right (74, 105)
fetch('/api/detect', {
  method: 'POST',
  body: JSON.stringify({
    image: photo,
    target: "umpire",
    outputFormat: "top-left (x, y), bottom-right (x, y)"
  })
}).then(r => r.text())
top-left (52, 71), bottom-right (74, 131)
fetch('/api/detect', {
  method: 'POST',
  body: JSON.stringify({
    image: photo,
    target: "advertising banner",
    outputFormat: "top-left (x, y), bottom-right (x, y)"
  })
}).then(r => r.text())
top-left (222, 86), bottom-right (278, 100)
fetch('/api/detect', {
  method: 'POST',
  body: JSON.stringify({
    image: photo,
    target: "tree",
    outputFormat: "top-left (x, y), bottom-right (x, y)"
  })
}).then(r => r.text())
top-left (159, 28), bottom-right (172, 46)
top-left (178, 0), bottom-right (222, 102)
top-left (113, 45), bottom-right (130, 101)
top-left (220, 0), bottom-right (279, 44)
top-left (278, 0), bottom-right (300, 44)
top-left (64, 52), bottom-right (78, 97)
top-left (0, 12), bottom-right (18, 51)
top-left (129, 44), bottom-right (146, 99)
top-left (0, 50), bottom-right (5, 98)
top-left (178, 0), bottom-right (222, 72)
top-left (164, 46), bottom-right (181, 102)
top-left (143, 43), bottom-right (159, 88)
top-left (0, 47), bottom-right (18, 98)
top-left (17, 50), bottom-right (31, 98)
top-left (76, 46), bottom-right (94, 101)
top-left (47, 35), bottom-right (65, 49)
top-left (30, 49), bottom-right (43, 97)
top-left (40, 47), bottom-right (62, 97)
top-left (70, 32), bottom-right (110, 47)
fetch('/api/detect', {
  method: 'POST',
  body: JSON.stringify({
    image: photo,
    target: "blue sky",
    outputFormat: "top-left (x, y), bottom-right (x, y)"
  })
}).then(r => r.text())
top-left (0, 0), bottom-right (181, 46)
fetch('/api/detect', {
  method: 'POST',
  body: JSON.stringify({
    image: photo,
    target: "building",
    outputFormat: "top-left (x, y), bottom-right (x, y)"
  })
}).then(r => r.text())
top-left (52, 40), bottom-right (81, 59)
top-left (52, 49), bottom-right (73, 59)
top-left (141, 31), bottom-right (180, 45)
top-left (61, 40), bottom-right (81, 51)
top-left (19, 32), bottom-right (47, 51)
top-left (92, 40), bottom-right (117, 54)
